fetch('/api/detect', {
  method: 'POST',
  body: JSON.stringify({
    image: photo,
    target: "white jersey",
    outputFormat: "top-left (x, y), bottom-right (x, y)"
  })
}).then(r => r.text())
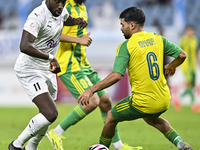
top-left (14, 0), bottom-right (69, 71)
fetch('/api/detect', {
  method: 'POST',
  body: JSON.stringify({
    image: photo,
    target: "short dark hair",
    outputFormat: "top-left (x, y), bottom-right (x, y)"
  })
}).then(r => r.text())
top-left (119, 7), bottom-right (145, 26)
top-left (185, 24), bottom-right (195, 30)
top-left (74, 0), bottom-right (86, 5)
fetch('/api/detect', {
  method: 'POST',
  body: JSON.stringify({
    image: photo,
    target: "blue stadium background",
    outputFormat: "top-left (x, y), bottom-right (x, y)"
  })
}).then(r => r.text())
top-left (0, 0), bottom-right (200, 39)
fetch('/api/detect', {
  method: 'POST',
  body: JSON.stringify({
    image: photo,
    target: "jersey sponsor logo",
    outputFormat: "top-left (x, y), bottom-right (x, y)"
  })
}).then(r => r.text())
top-left (46, 39), bottom-right (59, 48)
top-left (30, 23), bottom-right (35, 28)
top-left (138, 38), bottom-right (156, 48)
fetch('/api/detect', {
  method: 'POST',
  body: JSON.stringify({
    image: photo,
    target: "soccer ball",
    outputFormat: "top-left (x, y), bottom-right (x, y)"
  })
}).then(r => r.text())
top-left (88, 144), bottom-right (109, 150)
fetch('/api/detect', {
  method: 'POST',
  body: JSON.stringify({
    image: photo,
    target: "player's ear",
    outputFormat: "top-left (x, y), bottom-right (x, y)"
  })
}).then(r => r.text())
top-left (130, 22), bottom-right (136, 30)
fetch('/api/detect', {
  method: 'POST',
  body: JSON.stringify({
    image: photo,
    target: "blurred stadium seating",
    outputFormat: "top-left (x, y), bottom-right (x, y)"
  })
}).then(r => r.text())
top-left (86, 0), bottom-right (200, 40)
top-left (0, 0), bottom-right (199, 36)
top-left (183, 0), bottom-right (200, 39)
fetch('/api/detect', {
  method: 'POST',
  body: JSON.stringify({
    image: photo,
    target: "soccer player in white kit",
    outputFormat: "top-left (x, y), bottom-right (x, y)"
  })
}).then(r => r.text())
top-left (8, 0), bottom-right (87, 150)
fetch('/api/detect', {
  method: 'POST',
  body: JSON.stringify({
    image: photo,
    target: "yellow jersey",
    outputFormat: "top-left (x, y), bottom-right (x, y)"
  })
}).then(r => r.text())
top-left (56, 0), bottom-right (90, 76)
top-left (179, 35), bottom-right (199, 73)
top-left (113, 31), bottom-right (182, 113)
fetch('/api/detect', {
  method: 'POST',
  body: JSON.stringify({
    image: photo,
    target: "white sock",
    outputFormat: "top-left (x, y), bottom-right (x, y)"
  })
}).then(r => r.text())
top-left (25, 125), bottom-right (49, 150)
top-left (13, 113), bottom-right (51, 148)
top-left (112, 140), bottom-right (123, 150)
top-left (53, 124), bottom-right (65, 135)
top-left (177, 140), bottom-right (185, 149)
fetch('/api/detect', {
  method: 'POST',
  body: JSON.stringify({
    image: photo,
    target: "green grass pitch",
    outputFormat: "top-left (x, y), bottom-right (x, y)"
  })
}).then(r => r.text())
top-left (1, 103), bottom-right (200, 150)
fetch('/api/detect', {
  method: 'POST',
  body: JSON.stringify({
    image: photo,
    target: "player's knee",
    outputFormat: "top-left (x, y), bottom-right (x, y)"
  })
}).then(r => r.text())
top-left (104, 110), bottom-right (118, 129)
top-left (92, 100), bottom-right (99, 109)
top-left (100, 94), bottom-right (112, 104)
top-left (99, 94), bottom-right (112, 111)
top-left (103, 97), bottom-right (112, 107)
top-left (162, 118), bottom-right (170, 126)
top-left (107, 110), bottom-right (112, 118)
top-left (106, 110), bottom-right (115, 123)
top-left (90, 94), bottom-right (100, 108)
top-left (43, 109), bottom-right (58, 123)
top-left (48, 111), bottom-right (58, 123)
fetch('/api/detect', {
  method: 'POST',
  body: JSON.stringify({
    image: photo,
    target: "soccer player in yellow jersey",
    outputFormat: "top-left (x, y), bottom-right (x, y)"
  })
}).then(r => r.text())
top-left (46, 0), bottom-right (124, 150)
top-left (179, 25), bottom-right (199, 111)
top-left (78, 7), bottom-right (193, 150)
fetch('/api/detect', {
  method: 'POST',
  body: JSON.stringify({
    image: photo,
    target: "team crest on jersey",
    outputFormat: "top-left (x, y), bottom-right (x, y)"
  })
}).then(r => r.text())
top-left (46, 39), bottom-right (59, 48)
top-left (30, 23), bottom-right (35, 28)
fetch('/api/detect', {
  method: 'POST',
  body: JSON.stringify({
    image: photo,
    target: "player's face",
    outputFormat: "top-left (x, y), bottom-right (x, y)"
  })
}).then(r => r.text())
top-left (186, 27), bottom-right (195, 38)
top-left (46, 0), bottom-right (66, 17)
top-left (74, 0), bottom-right (86, 5)
top-left (120, 18), bottom-right (132, 39)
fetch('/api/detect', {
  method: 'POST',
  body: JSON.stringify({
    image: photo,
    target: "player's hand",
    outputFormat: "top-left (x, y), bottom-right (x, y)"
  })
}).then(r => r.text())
top-left (49, 58), bottom-right (61, 74)
top-left (78, 89), bottom-right (93, 106)
top-left (75, 18), bottom-right (88, 29)
top-left (164, 64), bottom-right (176, 76)
top-left (79, 31), bottom-right (92, 46)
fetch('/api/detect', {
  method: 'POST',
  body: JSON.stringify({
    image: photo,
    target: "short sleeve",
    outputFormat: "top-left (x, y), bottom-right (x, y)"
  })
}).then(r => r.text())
top-left (63, 7), bottom-right (69, 22)
top-left (112, 41), bottom-right (129, 76)
top-left (23, 12), bottom-right (42, 38)
top-left (161, 36), bottom-right (182, 58)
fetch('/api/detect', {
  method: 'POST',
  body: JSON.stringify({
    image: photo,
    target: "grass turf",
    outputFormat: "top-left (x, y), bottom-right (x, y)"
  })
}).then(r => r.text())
top-left (1, 103), bottom-right (199, 150)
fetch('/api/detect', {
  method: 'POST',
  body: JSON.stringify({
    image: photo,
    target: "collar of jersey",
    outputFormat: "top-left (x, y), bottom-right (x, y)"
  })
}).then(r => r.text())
top-left (42, 0), bottom-right (59, 20)
top-left (132, 31), bottom-right (146, 37)
top-left (68, 0), bottom-right (84, 7)
top-left (183, 35), bottom-right (196, 40)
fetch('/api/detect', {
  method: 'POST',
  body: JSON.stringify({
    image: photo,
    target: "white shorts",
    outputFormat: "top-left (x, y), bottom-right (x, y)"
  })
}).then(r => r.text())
top-left (15, 69), bottom-right (57, 101)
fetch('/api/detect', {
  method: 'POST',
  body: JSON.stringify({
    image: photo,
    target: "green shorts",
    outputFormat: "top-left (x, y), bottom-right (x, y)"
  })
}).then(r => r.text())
top-left (111, 95), bottom-right (166, 122)
top-left (59, 68), bottom-right (107, 99)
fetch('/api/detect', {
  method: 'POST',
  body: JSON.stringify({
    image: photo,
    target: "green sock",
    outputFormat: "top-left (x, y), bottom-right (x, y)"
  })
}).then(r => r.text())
top-left (60, 105), bottom-right (87, 131)
top-left (181, 88), bottom-right (190, 97)
top-left (112, 125), bottom-right (120, 143)
top-left (188, 87), bottom-right (195, 103)
top-left (99, 133), bottom-right (112, 148)
top-left (164, 129), bottom-right (182, 146)
top-left (101, 112), bottom-right (121, 143)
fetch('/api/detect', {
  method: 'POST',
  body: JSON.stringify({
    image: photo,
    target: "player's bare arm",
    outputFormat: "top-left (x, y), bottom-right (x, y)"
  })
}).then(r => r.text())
top-left (165, 50), bottom-right (187, 76)
top-left (64, 15), bottom-right (88, 29)
top-left (78, 72), bottom-right (122, 105)
top-left (60, 31), bottom-right (92, 46)
top-left (20, 30), bottom-right (61, 74)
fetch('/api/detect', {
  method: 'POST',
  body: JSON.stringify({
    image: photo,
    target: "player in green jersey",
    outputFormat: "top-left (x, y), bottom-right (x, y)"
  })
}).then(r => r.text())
top-left (179, 25), bottom-right (200, 112)
top-left (78, 7), bottom-right (193, 150)
top-left (46, 0), bottom-right (126, 150)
